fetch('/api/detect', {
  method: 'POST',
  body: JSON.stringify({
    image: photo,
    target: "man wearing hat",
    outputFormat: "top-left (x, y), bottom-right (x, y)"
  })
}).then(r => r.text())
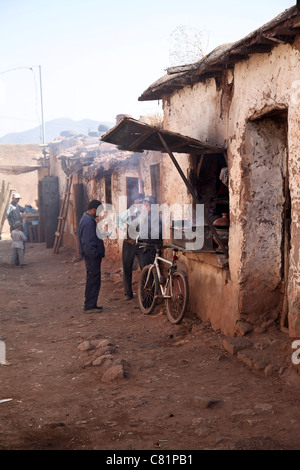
top-left (6, 193), bottom-right (25, 233)
top-left (116, 192), bottom-right (146, 301)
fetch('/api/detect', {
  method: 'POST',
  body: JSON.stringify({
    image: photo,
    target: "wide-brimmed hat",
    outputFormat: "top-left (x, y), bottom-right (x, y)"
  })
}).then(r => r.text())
top-left (12, 193), bottom-right (21, 199)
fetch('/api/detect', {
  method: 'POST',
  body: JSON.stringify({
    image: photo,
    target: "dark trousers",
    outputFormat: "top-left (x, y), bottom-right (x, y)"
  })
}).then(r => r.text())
top-left (142, 247), bottom-right (156, 267)
top-left (122, 241), bottom-right (144, 296)
top-left (84, 257), bottom-right (102, 309)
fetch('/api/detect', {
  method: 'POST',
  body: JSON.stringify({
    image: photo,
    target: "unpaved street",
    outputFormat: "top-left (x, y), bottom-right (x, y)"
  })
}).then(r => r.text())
top-left (0, 238), bottom-right (300, 451)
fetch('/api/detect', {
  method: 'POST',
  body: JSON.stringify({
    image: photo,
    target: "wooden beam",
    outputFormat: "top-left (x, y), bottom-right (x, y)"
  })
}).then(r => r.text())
top-left (261, 34), bottom-right (286, 44)
top-left (127, 128), bottom-right (154, 151)
top-left (0, 182), bottom-right (13, 236)
top-left (197, 154), bottom-right (205, 179)
top-left (274, 26), bottom-right (300, 36)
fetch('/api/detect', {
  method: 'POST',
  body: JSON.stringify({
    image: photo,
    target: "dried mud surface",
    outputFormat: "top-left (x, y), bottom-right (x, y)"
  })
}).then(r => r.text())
top-left (0, 238), bottom-right (300, 451)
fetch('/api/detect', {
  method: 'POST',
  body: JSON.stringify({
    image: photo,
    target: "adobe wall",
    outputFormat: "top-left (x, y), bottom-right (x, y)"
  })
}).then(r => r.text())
top-left (162, 40), bottom-right (300, 336)
top-left (85, 159), bottom-right (142, 265)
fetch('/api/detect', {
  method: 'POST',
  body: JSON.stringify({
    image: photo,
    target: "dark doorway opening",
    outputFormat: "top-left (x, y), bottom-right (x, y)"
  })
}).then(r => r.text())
top-left (126, 177), bottom-right (139, 208)
top-left (150, 163), bottom-right (161, 203)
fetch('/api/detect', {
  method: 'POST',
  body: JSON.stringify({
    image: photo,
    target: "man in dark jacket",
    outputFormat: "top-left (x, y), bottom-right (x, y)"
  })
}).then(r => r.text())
top-left (78, 200), bottom-right (105, 312)
top-left (139, 196), bottom-right (163, 266)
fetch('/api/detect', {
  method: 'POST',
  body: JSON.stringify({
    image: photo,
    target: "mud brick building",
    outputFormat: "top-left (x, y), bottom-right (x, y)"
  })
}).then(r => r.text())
top-left (102, 5), bottom-right (300, 338)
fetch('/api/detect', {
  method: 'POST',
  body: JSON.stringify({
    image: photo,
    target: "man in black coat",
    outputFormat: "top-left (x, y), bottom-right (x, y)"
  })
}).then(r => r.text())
top-left (139, 196), bottom-right (163, 266)
top-left (78, 200), bottom-right (105, 312)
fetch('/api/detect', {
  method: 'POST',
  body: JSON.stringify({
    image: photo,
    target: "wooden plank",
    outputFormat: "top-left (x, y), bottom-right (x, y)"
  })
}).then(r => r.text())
top-left (261, 34), bottom-right (286, 44)
top-left (197, 154), bottom-right (205, 179)
top-left (53, 175), bottom-right (73, 254)
top-left (127, 128), bottom-right (155, 151)
top-left (0, 182), bottom-right (13, 237)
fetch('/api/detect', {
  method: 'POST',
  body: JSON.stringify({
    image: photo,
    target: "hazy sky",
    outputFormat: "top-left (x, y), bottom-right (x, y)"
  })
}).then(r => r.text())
top-left (0, 0), bottom-right (295, 139)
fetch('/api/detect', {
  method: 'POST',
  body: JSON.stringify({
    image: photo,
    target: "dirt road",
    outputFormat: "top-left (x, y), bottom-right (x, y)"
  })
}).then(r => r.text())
top-left (0, 238), bottom-right (300, 451)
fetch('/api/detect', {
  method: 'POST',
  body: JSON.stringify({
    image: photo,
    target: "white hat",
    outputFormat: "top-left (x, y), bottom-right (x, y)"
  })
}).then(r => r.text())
top-left (12, 193), bottom-right (21, 199)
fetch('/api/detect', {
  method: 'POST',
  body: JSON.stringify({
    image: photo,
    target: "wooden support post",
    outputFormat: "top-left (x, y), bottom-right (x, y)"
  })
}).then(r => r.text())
top-left (0, 181), bottom-right (13, 237)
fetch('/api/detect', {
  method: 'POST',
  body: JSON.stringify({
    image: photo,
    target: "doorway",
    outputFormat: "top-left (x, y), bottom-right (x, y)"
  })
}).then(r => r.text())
top-left (126, 177), bottom-right (139, 208)
top-left (241, 110), bottom-right (290, 327)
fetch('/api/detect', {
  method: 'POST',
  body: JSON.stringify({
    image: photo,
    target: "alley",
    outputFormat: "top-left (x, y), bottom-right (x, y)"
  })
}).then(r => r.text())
top-left (0, 239), bottom-right (300, 451)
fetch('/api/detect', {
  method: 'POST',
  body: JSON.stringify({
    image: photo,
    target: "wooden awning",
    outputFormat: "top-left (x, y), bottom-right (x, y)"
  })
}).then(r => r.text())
top-left (101, 117), bottom-right (224, 155)
top-left (0, 165), bottom-right (42, 175)
top-left (101, 117), bottom-right (228, 257)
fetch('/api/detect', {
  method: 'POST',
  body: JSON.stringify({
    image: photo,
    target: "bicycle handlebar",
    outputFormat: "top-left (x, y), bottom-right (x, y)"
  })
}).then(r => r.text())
top-left (137, 242), bottom-right (178, 250)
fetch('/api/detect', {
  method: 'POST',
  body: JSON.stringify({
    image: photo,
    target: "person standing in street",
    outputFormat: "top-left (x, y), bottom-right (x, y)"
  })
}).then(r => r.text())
top-left (10, 220), bottom-right (27, 267)
top-left (78, 200), bottom-right (105, 312)
top-left (116, 193), bottom-right (144, 301)
top-left (6, 193), bottom-right (25, 233)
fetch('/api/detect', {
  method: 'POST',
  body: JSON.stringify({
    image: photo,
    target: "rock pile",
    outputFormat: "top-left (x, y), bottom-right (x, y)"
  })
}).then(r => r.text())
top-left (77, 338), bottom-right (128, 382)
top-left (222, 336), bottom-right (292, 379)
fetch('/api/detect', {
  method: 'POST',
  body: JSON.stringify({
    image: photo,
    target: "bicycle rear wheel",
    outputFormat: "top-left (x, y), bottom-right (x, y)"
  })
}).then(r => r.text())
top-left (138, 265), bottom-right (158, 314)
top-left (166, 269), bottom-right (189, 324)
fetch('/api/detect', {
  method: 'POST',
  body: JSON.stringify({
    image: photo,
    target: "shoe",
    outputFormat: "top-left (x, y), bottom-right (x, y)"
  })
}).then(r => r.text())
top-left (125, 295), bottom-right (133, 301)
top-left (84, 305), bottom-right (103, 312)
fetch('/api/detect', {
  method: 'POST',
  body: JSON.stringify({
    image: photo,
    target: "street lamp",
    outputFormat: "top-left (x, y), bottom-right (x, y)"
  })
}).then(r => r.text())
top-left (0, 65), bottom-right (47, 166)
top-left (38, 65), bottom-right (48, 166)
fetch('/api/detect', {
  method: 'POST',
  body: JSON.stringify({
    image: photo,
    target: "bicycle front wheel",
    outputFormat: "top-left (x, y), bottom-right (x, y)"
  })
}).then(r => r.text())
top-left (138, 265), bottom-right (158, 315)
top-left (166, 269), bottom-right (189, 324)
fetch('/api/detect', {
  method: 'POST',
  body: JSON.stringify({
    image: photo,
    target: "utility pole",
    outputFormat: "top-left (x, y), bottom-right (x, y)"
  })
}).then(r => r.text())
top-left (39, 65), bottom-right (47, 166)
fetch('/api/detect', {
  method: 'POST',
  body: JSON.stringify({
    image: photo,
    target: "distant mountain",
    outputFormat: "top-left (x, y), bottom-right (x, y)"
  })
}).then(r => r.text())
top-left (0, 118), bottom-right (115, 144)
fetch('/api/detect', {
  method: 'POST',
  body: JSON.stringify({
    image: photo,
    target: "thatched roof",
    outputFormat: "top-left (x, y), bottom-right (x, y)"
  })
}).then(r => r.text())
top-left (139, 5), bottom-right (300, 101)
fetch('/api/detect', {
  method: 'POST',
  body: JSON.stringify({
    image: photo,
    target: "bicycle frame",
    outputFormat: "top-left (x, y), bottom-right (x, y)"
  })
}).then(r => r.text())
top-left (145, 247), bottom-right (178, 300)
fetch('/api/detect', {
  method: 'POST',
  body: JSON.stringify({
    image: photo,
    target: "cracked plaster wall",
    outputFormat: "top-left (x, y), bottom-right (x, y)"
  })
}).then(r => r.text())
top-left (162, 40), bottom-right (300, 336)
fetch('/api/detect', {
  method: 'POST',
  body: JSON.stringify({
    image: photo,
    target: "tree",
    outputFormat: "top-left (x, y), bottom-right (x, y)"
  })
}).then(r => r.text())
top-left (169, 25), bottom-right (209, 67)
top-left (98, 124), bottom-right (109, 133)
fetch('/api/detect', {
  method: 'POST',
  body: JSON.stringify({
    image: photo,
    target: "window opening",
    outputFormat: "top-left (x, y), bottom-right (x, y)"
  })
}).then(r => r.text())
top-left (150, 164), bottom-right (161, 203)
top-left (105, 173), bottom-right (112, 205)
top-left (126, 177), bottom-right (139, 208)
top-left (190, 152), bottom-right (229, 252)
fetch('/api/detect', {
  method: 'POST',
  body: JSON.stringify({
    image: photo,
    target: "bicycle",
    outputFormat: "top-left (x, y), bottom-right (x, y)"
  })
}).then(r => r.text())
top-left (137, 243), bottom-right (189, 324)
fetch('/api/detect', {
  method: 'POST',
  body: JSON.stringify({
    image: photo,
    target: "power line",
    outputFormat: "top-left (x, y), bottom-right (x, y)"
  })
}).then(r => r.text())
top-left (0, 66), bottom-right (33, 76)
top-left (0, 65), bottom-right (46, 147)
top-left (0, 115), bottom-right (39, 123)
